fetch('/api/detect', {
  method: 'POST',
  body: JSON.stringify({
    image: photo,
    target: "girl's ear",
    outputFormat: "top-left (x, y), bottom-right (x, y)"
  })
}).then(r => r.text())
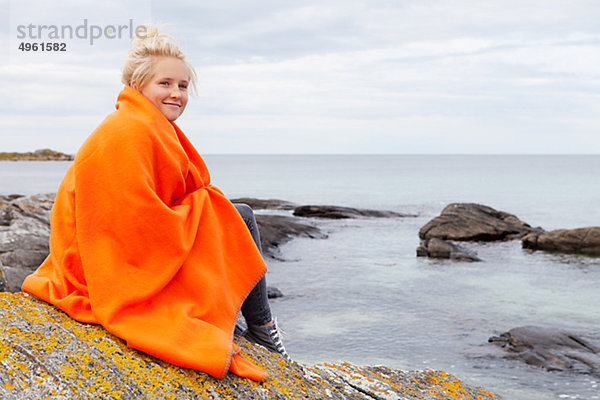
top-left (131, 81), bottom-right (139, 91)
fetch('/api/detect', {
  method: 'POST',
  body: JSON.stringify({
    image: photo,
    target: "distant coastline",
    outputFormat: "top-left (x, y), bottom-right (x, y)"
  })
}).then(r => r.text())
top-left (0, 149), bottom-right (73, 161)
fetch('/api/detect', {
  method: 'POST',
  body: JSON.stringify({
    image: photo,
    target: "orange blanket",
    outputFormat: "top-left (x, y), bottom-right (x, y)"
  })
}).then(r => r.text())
top-left (22, 86), bottom-right (267, 381)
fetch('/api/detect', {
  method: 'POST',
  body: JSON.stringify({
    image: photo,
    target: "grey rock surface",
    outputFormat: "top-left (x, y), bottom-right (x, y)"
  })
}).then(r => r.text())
top-left (294, 204), bottom-right (415, 219)
top-left (489, 326), bottom-right (600, 376)
top-left (230, 197), bottom-right (298, 210)
top-left (0, 193), bottom-right (54, 292)
top-left (255, 214), bottom-right (327, 259)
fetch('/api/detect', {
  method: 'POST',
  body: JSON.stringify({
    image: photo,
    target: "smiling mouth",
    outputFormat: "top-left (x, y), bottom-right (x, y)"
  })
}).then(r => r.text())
top-left (163, 102), bottom-right (181, 108)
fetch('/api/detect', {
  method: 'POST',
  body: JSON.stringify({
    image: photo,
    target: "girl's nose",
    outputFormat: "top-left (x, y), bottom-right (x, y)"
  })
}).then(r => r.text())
top-left (170, 87), bottom-right (181, 98)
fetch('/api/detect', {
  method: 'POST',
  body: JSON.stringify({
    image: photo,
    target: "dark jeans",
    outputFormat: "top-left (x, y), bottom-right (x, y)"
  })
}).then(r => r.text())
top-left (234, 203), bottom-right (272, 327)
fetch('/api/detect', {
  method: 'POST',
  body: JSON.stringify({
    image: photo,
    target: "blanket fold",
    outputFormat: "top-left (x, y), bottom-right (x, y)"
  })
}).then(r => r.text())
top-left (22, 86), bottom-right (267, 381)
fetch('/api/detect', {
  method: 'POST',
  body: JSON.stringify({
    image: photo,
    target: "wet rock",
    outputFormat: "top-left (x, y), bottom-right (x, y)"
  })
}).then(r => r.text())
top-left (489, 326), bottom-right (600, 376)
top-left (267, 286), bottom-right (283, 299)
top-left (256, 214), bottom-right (327, 259)
top-left (417, 238), bottom-right (481, 262)
top-left (294, 205), bottom-right (415, 219)
top-left (420, 203), bottom-right (540, 242)
top-left (230, 197), bottom-right (298, 210)
top-left (0, 292), bottom-right (500, 400)
top-left (522, 227), bottom-right (600, 256)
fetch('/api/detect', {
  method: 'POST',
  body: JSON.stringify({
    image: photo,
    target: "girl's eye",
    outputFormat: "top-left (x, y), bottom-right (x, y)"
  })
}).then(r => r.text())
top-left (179, 84), bottom-right (188, 90)
top-left (160, 81), bottom-right (169, 86)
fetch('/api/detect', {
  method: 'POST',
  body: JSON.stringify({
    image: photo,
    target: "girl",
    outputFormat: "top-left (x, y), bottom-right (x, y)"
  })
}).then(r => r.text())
top-left (22, 24), bottom-right (288, 382)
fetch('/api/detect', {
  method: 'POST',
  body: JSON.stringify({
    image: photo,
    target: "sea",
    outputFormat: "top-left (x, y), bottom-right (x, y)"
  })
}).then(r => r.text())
top-left (1, 155), bottom-right (599, 400)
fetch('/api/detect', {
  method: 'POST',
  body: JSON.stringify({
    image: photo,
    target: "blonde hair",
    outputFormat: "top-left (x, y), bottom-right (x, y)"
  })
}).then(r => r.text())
top-left (121, 24), bottom-right (197, 95)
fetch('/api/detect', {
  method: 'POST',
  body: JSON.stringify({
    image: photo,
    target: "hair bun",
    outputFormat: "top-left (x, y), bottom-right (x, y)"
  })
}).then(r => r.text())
top-left (121, 23), bottom-right (197, 94)
top-left (129, 23), bottom-right (174, 53)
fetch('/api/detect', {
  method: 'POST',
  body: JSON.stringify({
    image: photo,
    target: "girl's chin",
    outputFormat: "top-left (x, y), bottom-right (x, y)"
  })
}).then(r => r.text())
top-left (161, 110), bottom-right (182, 121)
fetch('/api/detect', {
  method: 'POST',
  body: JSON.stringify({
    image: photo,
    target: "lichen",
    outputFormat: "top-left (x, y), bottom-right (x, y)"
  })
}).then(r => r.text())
top-left (0, 292), bottom-right (500, 399)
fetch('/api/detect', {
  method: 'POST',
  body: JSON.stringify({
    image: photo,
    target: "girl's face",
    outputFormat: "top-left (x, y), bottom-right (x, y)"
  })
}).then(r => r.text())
top-left (136, 57), bottom-right (189, 122)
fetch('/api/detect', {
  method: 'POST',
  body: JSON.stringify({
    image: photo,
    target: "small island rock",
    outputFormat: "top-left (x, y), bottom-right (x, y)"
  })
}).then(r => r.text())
top-left (0, 149), bottom-right (74, 161)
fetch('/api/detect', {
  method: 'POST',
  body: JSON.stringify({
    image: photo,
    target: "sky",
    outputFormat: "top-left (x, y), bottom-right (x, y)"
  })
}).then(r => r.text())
top-left (1, 0), bottom-right (599, 154)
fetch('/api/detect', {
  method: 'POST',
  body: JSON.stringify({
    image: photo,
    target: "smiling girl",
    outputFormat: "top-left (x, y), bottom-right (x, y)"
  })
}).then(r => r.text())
top-left (22, 24), bottom-right (288, 381)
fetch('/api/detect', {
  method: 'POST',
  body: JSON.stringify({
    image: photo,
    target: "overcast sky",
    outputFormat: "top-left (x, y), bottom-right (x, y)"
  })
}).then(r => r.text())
top-left (1, 0), bottom-right (599, 154)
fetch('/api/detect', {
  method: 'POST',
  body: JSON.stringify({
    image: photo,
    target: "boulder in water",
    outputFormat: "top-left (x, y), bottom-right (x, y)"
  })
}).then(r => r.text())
top-left (522, 227), bottom-right (600, 256)
top-left (230, 197), bottom-right (298, 210)
top-left (294, 205), bottom-right (415, 219)
top-left (416, 238), bottom-right (481, 262)
top-left (419, 203), bottom-right (540, 242)
top-left (489, 326), bottom-right (600, 376)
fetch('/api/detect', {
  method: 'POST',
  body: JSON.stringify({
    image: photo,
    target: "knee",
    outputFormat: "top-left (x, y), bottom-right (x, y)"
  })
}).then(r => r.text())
top-left (233, 203), bottom-right (255, 221)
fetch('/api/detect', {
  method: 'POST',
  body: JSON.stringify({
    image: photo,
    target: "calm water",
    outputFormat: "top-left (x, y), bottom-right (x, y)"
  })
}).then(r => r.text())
top-left (2, 155), bottom-right (600, 400)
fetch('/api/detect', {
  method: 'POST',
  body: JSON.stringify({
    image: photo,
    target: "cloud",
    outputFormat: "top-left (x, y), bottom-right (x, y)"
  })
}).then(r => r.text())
top-left (2, 0), bottom-right (600, 153)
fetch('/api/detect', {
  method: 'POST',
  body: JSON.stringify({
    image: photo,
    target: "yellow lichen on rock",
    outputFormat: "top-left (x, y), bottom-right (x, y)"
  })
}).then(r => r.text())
top-left (0, 292), bottom-right (500, 399)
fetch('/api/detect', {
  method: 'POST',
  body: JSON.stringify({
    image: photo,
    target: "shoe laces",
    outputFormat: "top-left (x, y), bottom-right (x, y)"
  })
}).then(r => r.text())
top-left (268, 319), bottom-right (291, 361)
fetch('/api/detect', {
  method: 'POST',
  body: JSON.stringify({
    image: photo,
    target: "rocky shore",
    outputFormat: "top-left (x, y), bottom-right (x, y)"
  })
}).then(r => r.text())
top-left (3, 193), bottom-right (598, 397)
top-left (0, 149), bottom-right (74, 161)
top-left (0, 193), bottom-right (502, 399)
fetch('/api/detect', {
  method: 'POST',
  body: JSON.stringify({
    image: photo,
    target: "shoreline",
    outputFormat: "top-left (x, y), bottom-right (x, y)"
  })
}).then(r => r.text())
top-left (0, 149), bottom-right (74, 161)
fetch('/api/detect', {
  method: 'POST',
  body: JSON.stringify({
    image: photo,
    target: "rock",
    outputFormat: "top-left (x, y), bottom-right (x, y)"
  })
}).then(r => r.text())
top-left (0, 193), bottom-right (54, 292)
top-left (522, 227), bottom-right (600, 256)
top-left (294, 205), bottom-right (415, 219)
top-left (267, 286), bottom-right (284, 299)
top-left (420, 203), bottom-right (540, 242)
top-left (256, 214), bottom-right (327, 259)
top-left (489, 326), bottom-right (600, 376)
top-left (0, 292), bottom-right (500, 400)
top-left (0, 261), bottom-right (7, 292)
top-left (0, 264), bottom-right (33, 292)
top-left (230, 197), bottom-right (298, 210)
top-left (416, 238), bottom-right (481, 262)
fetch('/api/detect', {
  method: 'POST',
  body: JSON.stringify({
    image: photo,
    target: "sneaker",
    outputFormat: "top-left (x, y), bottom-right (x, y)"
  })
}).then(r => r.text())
top-left (234, 324), bottom-right (244, 336)
top-left (243, 319), bottom-right (291, 362)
